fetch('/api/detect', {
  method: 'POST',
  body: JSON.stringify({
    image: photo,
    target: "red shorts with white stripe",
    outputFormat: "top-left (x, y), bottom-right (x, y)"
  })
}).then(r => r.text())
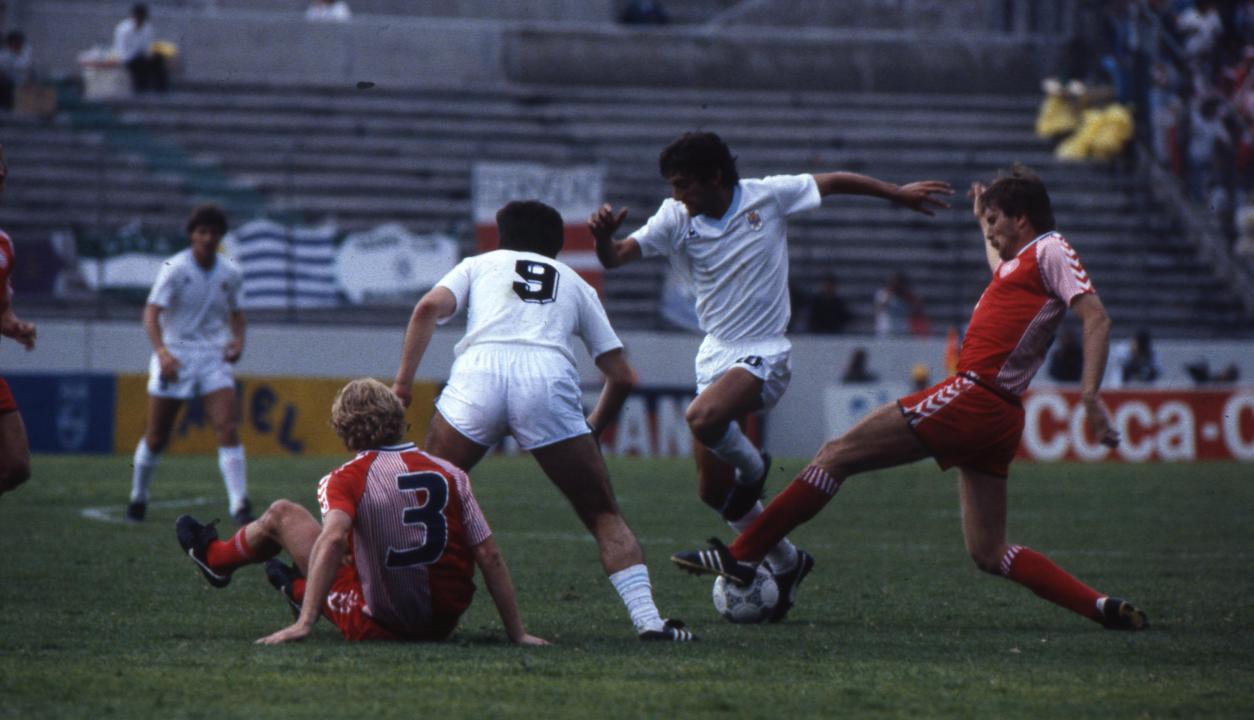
top-left (323, 563), bottom-right (459, 642)
top-left (0, 377), bottom-right (16, 414)
top-left (897, 374), bottom-right (1024, 478)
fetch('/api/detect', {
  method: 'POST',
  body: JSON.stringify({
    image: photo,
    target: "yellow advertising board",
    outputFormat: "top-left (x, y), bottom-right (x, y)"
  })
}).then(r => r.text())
top-left (113, 375), bottom-right (440, 456)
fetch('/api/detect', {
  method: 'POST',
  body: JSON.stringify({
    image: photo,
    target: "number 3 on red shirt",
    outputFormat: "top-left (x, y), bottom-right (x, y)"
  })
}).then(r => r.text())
top-left (385, 471), bottom-right (450, 567)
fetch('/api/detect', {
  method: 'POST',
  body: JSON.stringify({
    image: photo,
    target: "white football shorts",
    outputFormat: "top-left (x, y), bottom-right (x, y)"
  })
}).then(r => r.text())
top-left (435, 344), bottom-right (591, 450)
top-left (146, 347), bottom-right (235, 399)
top-left (695, 334), bottom-right (792, 411)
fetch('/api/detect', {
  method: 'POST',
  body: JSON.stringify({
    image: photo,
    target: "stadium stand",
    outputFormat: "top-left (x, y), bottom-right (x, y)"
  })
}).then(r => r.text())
top-left (2, 77), bottom-right (1247, 336)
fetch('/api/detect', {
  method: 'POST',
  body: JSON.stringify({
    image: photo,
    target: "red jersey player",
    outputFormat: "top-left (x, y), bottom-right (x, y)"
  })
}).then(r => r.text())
top-left (176, 378), bottom-right (546, 646)
top-left (673, 164), bottom-right (1149, 631)
top-left (0, 144), bottom-right (37, 497)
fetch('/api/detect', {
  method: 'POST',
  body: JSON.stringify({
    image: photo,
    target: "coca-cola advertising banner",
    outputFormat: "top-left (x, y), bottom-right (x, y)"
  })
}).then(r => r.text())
top-left (1019, 389), bottom-right (1254, 462)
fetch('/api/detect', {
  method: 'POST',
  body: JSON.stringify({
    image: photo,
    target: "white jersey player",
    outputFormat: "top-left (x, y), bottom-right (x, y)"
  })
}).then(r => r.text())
top-left (393, 199), bottom-right (695, 641)
top-left (128, 204), bottom-right (252, 525)
top-left (589, 131), bottom-right (953, 621)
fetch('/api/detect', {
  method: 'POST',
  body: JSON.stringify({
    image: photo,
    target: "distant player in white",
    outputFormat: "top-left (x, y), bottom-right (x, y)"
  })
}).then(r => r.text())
top-left (128, 204), bottom-right (252, 525)
top-left (589, 131), bottom-right (953, 620)
top-left (392, 200), bottom-right (695, 641)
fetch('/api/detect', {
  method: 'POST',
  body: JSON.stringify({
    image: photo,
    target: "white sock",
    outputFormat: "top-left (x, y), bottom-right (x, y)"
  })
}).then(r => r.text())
top-left (707, 423), bottom-right (764, 482)
top-left (609, 564), bottom-right (664, 634)
top-left (727, 502), bottom-right (763, 533)
top-left (218, 445), bottom-right (248, 512)
top-left (728, 501), bottom-right (799, 573)
top-left (130, 438), bottom-right (159, 503)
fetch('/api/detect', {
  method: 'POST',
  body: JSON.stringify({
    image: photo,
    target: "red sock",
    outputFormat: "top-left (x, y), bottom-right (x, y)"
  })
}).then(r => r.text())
top-left (731, 465), bottom-right (843, 563)
top-left (205, 527), bottom-right (262, 574)
top-left (290, 577), bottom-right (307, 605)
top-left (1001, 545), bottom-right (1103, 623)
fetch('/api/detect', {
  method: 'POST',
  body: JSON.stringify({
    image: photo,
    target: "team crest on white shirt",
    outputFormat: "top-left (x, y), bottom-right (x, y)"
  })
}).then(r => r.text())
top-left (746, 210), bottom-right (763, 231)
top-left (998, 258), bottom-right (1020, 278)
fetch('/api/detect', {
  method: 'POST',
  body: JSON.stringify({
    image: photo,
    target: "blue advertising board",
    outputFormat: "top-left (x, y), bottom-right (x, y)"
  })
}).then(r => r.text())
top-left (6, 374), bottom-right (116, 453)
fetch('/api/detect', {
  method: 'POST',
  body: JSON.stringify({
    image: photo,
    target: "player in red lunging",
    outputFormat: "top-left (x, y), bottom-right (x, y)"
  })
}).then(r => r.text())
top-left (673, 164), bottom-right (1149, 630)
top-left (175, 378), bottom-right (546, 645)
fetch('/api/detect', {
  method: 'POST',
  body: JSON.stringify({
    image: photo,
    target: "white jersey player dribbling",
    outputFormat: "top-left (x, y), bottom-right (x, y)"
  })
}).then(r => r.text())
top-left (392, 199), bottom-right (696, 641)
top-left (589, 131), bottom-right (952, 621)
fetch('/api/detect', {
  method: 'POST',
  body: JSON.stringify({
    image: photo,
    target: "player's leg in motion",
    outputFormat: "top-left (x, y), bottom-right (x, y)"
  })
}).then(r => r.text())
top-left (0, 407), bottom-right (32, 496)
top-left (686, 369), bottom-right (802, 575)
top-left (204, 386), bottom-right (252, 524)
top-left (424, 413), bottom-right (492, 474)
top-left (960, 468), bottom-right (1148, 630)
top-left (128, 396), bottom-right (183, 522)
top-left (531, 436), bottom-right (693, 640)
top-left (176, 499), bottom-right (320, 588)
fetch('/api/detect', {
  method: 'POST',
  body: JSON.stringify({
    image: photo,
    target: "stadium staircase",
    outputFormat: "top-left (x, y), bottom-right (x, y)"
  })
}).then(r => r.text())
top-left (3, 80), bottom-right (1249, 336)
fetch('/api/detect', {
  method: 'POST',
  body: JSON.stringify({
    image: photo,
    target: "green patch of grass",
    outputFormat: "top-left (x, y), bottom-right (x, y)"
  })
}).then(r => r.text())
top-left (1, 455), bottom-right (1251, 718)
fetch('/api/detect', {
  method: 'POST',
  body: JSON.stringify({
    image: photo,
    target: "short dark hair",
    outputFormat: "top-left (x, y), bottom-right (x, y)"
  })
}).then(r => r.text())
top-left (659, 132), bottom-right (739, 188)
top-left (980, 164), bottom-right (1055, 233)
top-left (185, 203), bottom-right (228, 236)
top-left (496, 200), bottom-right (564, 257)
top-left (133, 3), bottom-right (149, 21)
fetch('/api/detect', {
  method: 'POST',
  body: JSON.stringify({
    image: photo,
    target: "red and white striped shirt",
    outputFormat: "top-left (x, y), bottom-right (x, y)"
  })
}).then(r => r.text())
top-left (958, 232), bottom-right (1095, 397)
top-left (318, 443), bottom-right (491, 635)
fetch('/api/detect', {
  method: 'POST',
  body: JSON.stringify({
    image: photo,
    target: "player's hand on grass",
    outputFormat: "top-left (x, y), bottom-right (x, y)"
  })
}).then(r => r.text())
top-left (894, 181), bottom-right (953, 216)
top-left (256, 622), bottom-right (314, 645)
top-left (513, 633), bottom-right (549, 647)
top-left (1082, 396), bottom-right (1121, 448)
top-left (223, 338), bottom-right (243, 363)
top-left (391, 382), bottom-right (413, 408)
top-left (588, 203), bottom-right (628, 242)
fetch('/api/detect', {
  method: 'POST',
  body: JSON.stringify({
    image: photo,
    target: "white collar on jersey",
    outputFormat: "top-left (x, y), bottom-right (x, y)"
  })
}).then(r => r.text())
top-left (376, 442), bottom-right (417, 452)
top-left (1014, 230), bottom-right (1061, 258)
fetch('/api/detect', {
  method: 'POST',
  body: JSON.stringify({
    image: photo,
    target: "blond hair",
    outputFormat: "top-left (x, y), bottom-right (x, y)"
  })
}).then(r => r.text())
top-left (330, 378), bottom-right (406, 451)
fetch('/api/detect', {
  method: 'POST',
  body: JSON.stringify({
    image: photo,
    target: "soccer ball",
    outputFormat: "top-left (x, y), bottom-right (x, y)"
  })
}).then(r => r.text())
top-left (711, 566), bottom-right (779, 624)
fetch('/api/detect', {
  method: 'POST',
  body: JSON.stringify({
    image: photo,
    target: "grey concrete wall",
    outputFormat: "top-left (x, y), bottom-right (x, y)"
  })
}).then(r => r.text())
top-left (5, 320), bottom-right (1252, 456)
top-left (19, 1), bottom-right (1061, 94)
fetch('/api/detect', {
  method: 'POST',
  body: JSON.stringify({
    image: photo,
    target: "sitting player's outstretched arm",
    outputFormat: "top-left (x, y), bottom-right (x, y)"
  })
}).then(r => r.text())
top-left (256, 510), bottom-right (352, 645)
top-left (473, 536), bottom-right (548, 646)
top-left (393, 287), bottom-right (457, 407)
top-left (1070, 292), bottom-right (1120, 448)
top-left (814, 172), bottom-right (953, 216)
top-left (588, 204), bottom-right (642, 269)
top-left (587, 348), bottom-right (637, 439)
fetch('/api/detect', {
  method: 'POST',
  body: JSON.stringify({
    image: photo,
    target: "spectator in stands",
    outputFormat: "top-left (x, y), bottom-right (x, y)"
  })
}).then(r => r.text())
top-left (1119, 328), bottom-right (1162, 384)
top-left (1188, 95), bottom-right (1233, 201)
top-left (909, 363), bottom-right (931, 392)
top-left (874, 271), bottom-right (924, 336)
top-left (840, 348), bottom-right (877, 384)
top-left (306, 0), bottom-right (352, 22)
top-left (113, 3), bottom-right (167, 93)
top-left (803, 275), bottom-right (852, 334)
top-left (1048, 326), bottom-right (1084, 383)
top-left (1177, 0), bottom-right (1225, 74)
top-left (0, 32), bottom-right (32, 111)
top-left (620, 0), bottom-right (669, 25)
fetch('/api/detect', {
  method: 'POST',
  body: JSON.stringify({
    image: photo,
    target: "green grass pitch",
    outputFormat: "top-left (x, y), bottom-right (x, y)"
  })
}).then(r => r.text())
top-left (1, 454), bottom-right (1252, 719)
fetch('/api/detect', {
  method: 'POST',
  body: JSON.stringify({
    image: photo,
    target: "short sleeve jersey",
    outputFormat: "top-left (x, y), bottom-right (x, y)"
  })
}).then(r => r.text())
top-left (436, 249), bottom-right (623, 365)
top-left (146, 248), bottom-right (243, 352)
top-left (629, 175), bottom-right (822, 341)
top-left (317, 443), bottom-right (491, 635)
top-left (958, 232), bottom-right (1096, 396)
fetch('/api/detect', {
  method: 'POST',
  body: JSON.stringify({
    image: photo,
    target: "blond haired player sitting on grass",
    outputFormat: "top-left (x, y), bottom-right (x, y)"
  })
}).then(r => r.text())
top-left (175, 378), bottom-right (546, 646)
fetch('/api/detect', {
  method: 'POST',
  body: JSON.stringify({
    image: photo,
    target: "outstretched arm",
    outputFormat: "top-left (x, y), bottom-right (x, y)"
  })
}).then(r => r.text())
top-left (969, 182), bottom-right (1001, 273)
top-left (1070, 292), bottom-right (1120, 448)
top-left (256, 510), bottom-right (351, 645)
top-left (474, 536), bottom-right (548, 646)
top-left (393, 287), bottom-right (457, 407)
top-left (814, 172), bottom-right (953, 216)
top-left (588, 204), bottom-right (643, 269)
top-left (0, 306), bottom-right (35, 350)
top-left (587, 348), bottom-right (637, 438)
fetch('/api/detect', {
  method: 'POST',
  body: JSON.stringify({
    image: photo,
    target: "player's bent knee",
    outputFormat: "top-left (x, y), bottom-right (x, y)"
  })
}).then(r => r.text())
top-left (969, 552), bottom-right (1003, 576)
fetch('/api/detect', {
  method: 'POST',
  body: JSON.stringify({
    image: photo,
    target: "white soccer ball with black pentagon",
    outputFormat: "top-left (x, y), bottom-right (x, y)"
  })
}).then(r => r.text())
top-left (712, 566), bottom-right (779, 623)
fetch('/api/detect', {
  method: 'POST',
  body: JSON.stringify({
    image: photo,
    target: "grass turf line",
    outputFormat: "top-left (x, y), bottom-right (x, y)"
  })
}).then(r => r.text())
top-left (1, 455), bottom-right (1251, 719)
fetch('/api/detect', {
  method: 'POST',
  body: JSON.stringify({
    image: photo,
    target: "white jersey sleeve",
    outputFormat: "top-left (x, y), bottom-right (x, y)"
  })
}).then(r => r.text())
top-left (630, 200), bottom-right (686, 259)
top-left (1036, 234), bottom-right (1095, 305)
top-left (146, 258), bottom-right (179, 308)
top-left (434, 258), bottom-right (473, 325)
top-left (763, 174), bottom-right (822, 216)
top-left (575, 281), bottom-right (623, 359)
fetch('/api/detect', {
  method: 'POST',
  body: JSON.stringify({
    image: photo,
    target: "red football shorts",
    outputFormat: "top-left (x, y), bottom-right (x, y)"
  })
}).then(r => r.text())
top-left (322, 563), bottom-right (458, 642)
top-left (897, 374), bottom-right (1024, 478)
top-left (0, 377), bottom-right (16, 414)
